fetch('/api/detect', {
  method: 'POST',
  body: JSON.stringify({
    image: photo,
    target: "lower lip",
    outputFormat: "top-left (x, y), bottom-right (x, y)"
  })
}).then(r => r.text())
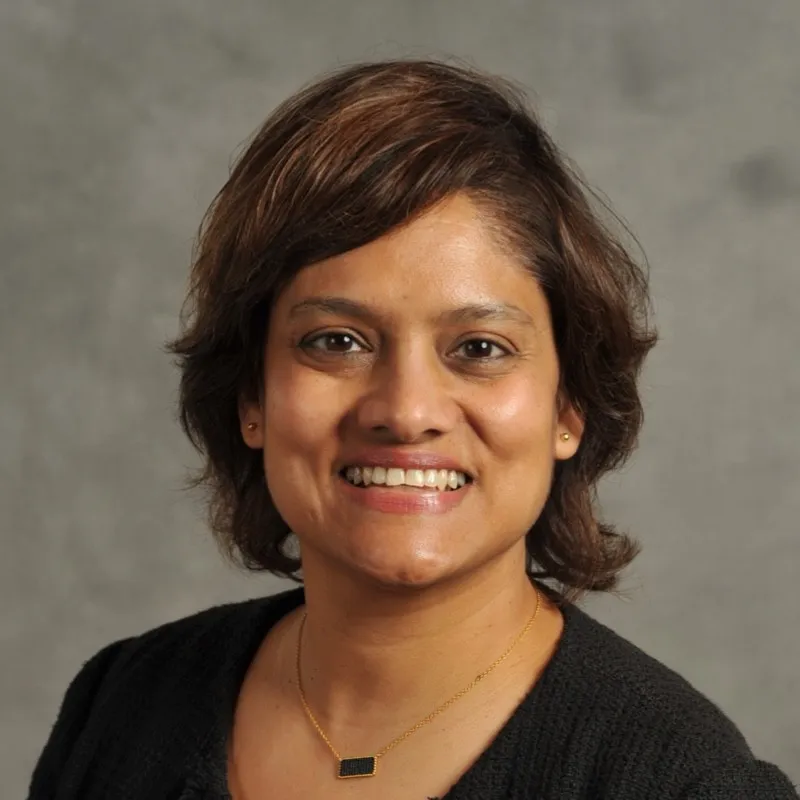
top-left (337, 474), bottom-right (471, 514)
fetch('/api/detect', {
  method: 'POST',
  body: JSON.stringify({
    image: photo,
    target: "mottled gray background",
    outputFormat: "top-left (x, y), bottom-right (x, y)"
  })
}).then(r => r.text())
top-left (2, 0), bottom-right (799, 794)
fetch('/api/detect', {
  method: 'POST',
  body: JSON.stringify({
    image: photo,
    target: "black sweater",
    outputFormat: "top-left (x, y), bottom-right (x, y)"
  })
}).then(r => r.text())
top-left (29, 585), bottom-right (798, 799)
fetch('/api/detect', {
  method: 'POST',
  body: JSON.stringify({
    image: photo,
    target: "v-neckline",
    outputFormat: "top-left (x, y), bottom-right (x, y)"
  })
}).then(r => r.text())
top-left (185, 581), bottom-right (582, 799)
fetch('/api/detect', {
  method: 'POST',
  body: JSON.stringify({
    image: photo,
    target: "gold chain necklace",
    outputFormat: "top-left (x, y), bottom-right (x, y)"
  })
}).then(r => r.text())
top-left (295, 588), bottom-right (541, 779)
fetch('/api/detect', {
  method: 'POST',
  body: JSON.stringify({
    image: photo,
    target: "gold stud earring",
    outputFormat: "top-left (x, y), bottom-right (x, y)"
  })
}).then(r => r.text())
top-left (246, 422), bottom-right (258, 431)
top-left (560, 432), bottom-right (570, 441)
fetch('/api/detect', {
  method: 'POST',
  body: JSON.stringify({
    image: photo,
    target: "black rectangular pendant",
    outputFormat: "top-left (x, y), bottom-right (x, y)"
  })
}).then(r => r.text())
top-left (338, 756), bottom-right (377, 778)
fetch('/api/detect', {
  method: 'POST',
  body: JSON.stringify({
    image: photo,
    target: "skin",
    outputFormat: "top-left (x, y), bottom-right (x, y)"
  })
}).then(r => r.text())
top-left (234, 192), bottom-right (584, 797)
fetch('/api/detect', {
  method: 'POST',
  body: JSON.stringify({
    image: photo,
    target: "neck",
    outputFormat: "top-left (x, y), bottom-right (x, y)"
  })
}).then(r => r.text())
top-left (292, 550), bottom-right (553, 748)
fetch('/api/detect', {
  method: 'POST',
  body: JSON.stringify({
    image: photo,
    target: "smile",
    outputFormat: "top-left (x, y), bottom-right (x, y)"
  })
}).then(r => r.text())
top-left (342, 466), bottom-right (470, 492)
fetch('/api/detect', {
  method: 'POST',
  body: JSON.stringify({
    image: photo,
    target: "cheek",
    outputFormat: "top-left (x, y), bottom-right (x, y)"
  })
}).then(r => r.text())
top-left (473, 375), bottom-right (560, 533)
top-left (473, 374), bottom-right (558, 461)
top-left (260, 361), bottom-right (344, 533)
top-left (261, 359), bottom-right (343, 473)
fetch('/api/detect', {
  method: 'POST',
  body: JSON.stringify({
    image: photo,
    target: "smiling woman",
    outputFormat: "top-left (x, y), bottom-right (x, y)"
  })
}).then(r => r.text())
top-left (171, 61), bottom-right (654, 599)
top-left (28, 60), bottom-right (798, 800)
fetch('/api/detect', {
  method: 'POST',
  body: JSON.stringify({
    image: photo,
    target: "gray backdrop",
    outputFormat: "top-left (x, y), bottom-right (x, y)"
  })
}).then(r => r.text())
top-left (2, 0), bottom-right (798, 795)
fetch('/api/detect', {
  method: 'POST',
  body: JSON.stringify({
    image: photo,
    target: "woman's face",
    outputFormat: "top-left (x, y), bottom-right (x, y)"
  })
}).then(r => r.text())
top-left (242, 193), bottom-right (582, 589)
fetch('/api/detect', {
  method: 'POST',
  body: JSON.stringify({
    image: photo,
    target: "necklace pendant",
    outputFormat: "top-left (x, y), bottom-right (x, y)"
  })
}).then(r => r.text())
top-left (338, 756), bottom-right (377, 778)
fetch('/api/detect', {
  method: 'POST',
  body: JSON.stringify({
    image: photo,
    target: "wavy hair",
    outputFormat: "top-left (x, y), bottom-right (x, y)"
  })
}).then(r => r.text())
top-left (166, 59), bottom-right (658, 604)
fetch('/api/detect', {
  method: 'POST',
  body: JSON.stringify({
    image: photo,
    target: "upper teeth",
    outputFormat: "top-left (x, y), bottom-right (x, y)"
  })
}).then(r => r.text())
top-left (344, 466), bottom-right (467, 491)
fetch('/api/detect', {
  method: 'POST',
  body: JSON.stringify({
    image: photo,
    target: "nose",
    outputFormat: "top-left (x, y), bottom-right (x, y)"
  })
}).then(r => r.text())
top-left (354, 342), bottom-right (460, 443)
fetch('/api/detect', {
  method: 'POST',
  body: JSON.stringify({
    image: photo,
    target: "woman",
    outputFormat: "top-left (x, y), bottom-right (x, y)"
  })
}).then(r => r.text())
top-left (29, 59), bottom-right (797, 799)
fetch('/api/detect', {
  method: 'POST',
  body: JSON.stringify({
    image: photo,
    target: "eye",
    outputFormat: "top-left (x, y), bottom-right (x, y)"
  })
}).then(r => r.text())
top-left (453, 338), bottom-right (511, 360)
top-left (301, 331), bottom-right (367, 354)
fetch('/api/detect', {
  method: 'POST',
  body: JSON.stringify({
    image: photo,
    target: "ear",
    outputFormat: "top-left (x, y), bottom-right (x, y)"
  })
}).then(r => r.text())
top-left (554, 396), bottom-right (584, 461)
top-left (239, 397), bottom-right (265, 450)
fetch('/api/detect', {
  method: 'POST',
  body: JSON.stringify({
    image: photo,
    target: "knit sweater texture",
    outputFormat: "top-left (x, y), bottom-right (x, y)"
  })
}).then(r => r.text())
top-left (28, 585), bottom-right (798, 799)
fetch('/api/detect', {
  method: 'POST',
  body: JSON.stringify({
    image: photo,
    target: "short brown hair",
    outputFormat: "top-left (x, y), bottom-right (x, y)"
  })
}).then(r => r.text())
top-left (167, 58), bottom-right (657, 604)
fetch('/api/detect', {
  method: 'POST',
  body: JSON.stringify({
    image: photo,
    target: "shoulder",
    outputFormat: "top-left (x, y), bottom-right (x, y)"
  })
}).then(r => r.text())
top-left (85, 586), bottom-right (304, 695)
top-left (563, 602), bottom-right (750, 749)
top-left (552, 602), bottom-right (797, 797)
top-left (29, 587), bottom-right (304, 797)
top-left (574, 605), bottom-right (745, 731)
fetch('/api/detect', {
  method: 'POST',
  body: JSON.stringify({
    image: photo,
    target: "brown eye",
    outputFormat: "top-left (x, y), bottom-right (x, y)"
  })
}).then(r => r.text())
top-left (303, 332), bottom-right (365, 353)
top-left (455, 338), bottom-right (510, 360)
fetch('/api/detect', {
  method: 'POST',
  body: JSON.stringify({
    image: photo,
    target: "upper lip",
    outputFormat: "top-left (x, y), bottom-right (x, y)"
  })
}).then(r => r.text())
top-left (338, 449), bottom-right (472, 477)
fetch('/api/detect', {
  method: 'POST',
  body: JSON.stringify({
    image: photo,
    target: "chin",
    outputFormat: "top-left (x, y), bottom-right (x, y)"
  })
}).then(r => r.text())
top-left (343, 547), bottom-right (470, 592)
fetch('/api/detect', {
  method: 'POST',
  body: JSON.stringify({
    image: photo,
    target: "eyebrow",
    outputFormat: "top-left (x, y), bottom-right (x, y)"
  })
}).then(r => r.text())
top-left (287, 296), bottom-right (535, 327)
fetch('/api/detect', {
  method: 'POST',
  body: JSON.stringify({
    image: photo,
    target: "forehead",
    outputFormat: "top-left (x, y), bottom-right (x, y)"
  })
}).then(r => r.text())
top-left (274, 193), bottom-right (548, 321)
